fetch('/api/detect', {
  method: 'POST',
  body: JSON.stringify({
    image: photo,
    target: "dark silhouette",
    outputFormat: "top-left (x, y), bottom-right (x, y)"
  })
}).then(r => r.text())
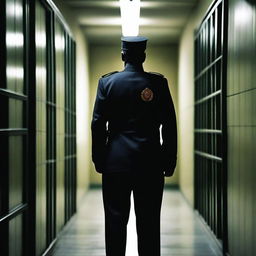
top-left (91, 36), bottom-right (177, 256)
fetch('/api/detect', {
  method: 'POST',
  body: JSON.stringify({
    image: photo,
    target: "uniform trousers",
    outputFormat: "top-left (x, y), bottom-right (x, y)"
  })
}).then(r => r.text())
top-left (102, 171), bottom-right (164, 256)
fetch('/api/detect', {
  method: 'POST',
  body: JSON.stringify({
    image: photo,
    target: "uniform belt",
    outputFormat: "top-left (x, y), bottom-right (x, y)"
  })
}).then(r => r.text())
top-left (108, 128), bottom-right (158, 137)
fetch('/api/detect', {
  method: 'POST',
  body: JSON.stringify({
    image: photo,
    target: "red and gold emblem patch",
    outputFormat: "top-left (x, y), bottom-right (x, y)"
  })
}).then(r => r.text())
top-left (141, 87), bottom-right (153, 102)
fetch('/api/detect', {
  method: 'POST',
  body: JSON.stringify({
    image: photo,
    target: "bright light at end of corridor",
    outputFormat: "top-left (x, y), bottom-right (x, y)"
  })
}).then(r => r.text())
top-left (120, 0), bottom-right (141, 36)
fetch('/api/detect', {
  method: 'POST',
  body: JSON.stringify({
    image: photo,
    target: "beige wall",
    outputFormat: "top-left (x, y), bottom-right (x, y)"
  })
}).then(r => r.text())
top-left (89, 44), bottom-right (179, 186)
top-left (178, 0), bottom-right (214, 206)
top-left (53, 0), bottom-right (91, 206)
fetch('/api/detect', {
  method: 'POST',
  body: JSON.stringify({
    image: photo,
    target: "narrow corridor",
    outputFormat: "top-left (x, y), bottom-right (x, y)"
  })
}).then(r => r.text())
top-left (1, 0), bottom-right (256, 255)
top-left (48, 189), bottom-right (222, 256)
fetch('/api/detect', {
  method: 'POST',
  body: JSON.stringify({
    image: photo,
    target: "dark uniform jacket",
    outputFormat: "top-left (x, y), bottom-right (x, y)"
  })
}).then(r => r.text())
top-left (91, 64), bottom-right (177, 176)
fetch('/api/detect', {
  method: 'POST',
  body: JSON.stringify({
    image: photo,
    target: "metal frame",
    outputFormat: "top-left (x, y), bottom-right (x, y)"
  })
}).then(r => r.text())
top-left (194, 0), bottom-right (228, 254)
top-left (64, 34), bottom-right (77, 222)
top-left (0, 12), bottom-right (9, 256)
top-left (44, 0), bottom-right (77, 250)
top-left (0, 5), bottom-right (8, 253)
top-left (27, 0), bottom-right (37, 254)
top-left (0, 0), bottom-right (31, 255)
top-left (0, 0), bottom-right (28, 255)
top-left (45, 0), bottom-right (74, 39)
top-left (0, 0), bottom-right (77, 254)
top-left (222, 0), bottom-right (228, 253)
top-left (45, 3), bottom-right (57, 246)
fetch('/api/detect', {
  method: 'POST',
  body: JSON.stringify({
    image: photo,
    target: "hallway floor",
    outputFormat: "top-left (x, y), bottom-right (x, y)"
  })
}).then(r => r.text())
top-left (49, 188), bottom-right (222, 256)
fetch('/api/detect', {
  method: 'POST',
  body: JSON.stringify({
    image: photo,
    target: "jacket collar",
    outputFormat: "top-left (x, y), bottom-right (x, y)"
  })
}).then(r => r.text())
top-left (123, 63), bottom-right (144, 72)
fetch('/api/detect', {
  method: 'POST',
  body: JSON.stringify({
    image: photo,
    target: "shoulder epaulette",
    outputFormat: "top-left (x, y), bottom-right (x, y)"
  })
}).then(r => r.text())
top-left (101, 71), bottom-right (119, 78)
top-left (148, 72), bottom-right (164, 77)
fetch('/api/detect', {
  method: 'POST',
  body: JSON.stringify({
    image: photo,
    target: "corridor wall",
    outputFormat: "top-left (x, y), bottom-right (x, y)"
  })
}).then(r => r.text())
top-left (227, 0), bottom-right (256, 255)
top-left (179, 0), bottom-right (256, 255)
top-left (193, 0), bottom-right (228, 252)
top-left (178, 0), bottom-right (214, 206)
top-left (179, 0), bottom-right (228, 253)
top-left (53, 0), bottom-right (91, 208)
top-left (0, 0), bottom-right (77, 255)
top-left (89, 44), bottom-right (179, 186)
top-left (0, 0), bottom-right (28, 255)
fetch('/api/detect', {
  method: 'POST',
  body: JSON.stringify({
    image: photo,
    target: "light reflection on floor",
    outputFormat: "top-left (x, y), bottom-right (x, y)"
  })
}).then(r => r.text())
top-left (49, 188), bottom-right (222, 256)
top-left (126, 192), bottom-right (138, 256)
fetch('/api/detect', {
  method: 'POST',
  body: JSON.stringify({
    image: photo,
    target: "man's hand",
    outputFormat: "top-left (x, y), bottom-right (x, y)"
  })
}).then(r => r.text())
top-left (164, 169), bottom-right (175, 177)
top-left (94, 162), bottom-right (105, 174)
top-left (163, 159), bottom-right (176, 177)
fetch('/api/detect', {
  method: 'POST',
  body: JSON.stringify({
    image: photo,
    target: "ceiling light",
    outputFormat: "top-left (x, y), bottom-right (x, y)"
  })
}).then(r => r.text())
top-left (119, 0), bottom-right (141, 36)
top-left (234, 1), bottom-right (253, 27)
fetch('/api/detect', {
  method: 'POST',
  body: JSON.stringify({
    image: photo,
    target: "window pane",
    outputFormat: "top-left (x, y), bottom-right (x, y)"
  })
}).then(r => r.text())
top-left (8, 98), bottom-right (16, 128)
top-left (15, 0), bottom-right (24, 94)
top-left (9, 214), bottom-right (23, 256)
top-left (6, 0), bottom-right (24, 93)
top-left (9, 136), bottom-right (23, 209)
top-left (8, 99), bottom-right (24, 128)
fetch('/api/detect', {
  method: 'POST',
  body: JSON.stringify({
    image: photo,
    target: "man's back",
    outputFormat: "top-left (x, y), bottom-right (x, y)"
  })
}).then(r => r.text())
top-left (92, 63), bottom-right (177, 174)
top-left (91, 36), bottom-right (177, 256)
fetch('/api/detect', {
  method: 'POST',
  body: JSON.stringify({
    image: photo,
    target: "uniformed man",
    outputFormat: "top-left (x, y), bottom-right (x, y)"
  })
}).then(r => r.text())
top-left (91, 36), bottom-right (177, 256)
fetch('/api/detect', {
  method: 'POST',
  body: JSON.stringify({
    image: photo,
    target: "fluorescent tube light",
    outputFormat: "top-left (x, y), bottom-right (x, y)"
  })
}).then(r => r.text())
top-left (120, 0), bottom-right (140, 36)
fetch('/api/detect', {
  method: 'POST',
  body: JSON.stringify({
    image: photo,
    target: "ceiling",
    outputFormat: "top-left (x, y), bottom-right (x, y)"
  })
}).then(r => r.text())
top-left (62, 0), bottom-right (199, 45)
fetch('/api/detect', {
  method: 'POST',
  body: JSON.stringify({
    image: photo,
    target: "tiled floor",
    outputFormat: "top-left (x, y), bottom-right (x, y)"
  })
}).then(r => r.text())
top-left (49, 188), bottom-right (222, 256)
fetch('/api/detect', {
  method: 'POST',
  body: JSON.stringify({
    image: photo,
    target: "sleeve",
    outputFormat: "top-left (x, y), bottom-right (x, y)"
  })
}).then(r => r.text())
top-left (160, 78), bottom-right (177, 177)
top-left (91, 78), bottom-right (108, 173)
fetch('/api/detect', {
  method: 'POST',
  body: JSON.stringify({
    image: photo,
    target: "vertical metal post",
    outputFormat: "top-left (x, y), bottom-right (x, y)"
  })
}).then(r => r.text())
top-left (27, 0), bottom-right (37, 254)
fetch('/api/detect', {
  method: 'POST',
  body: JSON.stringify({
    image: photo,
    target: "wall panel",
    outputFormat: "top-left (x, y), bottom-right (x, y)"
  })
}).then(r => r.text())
top-left (35, 1), bottom-right (47, 254)
top-left (55, 18), bottom-right (66, 233)
top-left (1, 0), bottom-right (77, 255)
top-left (178, 0), bottom-right (214, 205)
top-left (0, 0), bottom-right (29, 255)
top-left (64, 36), bottom-right (77, 221)
top-left (194, 0), bottom-right (228, 253)
top-left (46, 8), bottom-right (57, 246)
top-left (227, 1), bottom-right (256, 255)
top-left (9, 215), bottom-right (23, 256)
top-left (52, 0), bottom-right (91, 205)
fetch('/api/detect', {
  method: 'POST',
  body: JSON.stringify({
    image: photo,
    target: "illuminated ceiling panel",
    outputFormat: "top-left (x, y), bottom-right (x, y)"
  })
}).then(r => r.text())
top-left (62, 0), bottom-right (198, 44)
